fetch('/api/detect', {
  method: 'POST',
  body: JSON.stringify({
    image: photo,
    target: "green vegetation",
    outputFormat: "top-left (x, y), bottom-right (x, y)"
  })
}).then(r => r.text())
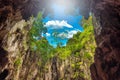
top-left (29, 13), bottom-right (55, 65)
top-left (28, 13), bottom-right (96, 80)
top-left (14, 58), bottom-right (22, 67)
top-left (29, 12), bottom-right (47, 51)
top-left (54, 16), bottom-right (96, 79)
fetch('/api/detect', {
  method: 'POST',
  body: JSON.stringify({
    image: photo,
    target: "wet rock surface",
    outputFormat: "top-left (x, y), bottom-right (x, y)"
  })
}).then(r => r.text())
top-left (90, 0), bottom-right (120, 80)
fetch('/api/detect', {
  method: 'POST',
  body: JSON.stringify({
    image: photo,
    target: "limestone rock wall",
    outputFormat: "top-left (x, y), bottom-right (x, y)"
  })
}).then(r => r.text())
top-left (0, 0), bottom-right (120, 80)
top-left (90, 0), bottom-right (120, 80)
top-left (0, 1), bottom-right (41, 79)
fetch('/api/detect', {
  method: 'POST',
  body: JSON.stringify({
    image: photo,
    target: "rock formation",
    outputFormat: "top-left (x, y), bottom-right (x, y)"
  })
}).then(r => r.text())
top-left (0, 0), bottom-right (120, 80)
top-left (90, 0), bottom-right (120, 80)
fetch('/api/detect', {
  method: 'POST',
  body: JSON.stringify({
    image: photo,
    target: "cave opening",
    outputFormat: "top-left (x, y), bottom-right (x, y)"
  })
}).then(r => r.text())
top-left (0, 0), bottom-right (98, 80)
top-left (29, 0), bottom-right (91, 48)
top-left (28, 0), bottom-right (96, 80)
top-left (0, 0), bottom-right (120, 80)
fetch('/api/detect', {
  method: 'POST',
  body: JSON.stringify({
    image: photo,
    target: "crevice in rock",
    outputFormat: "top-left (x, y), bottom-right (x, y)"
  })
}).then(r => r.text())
top-left (0, 47), bottom-right (8, 69)
top-left (0, 69), bottom-right (9, 80)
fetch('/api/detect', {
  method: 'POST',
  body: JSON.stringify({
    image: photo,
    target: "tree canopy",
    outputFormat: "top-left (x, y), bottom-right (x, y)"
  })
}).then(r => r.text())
top-left (28, 13), bottom-right (96, 80)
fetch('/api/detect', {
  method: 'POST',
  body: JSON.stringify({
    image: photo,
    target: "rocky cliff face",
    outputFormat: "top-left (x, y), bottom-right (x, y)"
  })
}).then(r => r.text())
top-left (0, 0), bottom-right (21, 79)
top-left (0, 0), bottom-right (120, 80)
top-left (0, 17), bottom-right (40, 79)
top-left (90, 0), bottom-right (120, 80)
top-left (0, 1), bottom-right (41, 79)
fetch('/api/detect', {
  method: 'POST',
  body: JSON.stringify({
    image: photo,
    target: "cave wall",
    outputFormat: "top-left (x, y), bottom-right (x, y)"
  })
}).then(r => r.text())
top-left (0, 0), bottom-right (42, 79)
top-left (90, 0), bottom-right (120, 80)
top-left (0, 0), bottom-right (120, 80)
top-left (0, 1), bottom-right (22, 79)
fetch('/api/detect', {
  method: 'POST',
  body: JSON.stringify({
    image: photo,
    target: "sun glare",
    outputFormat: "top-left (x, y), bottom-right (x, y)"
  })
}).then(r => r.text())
top-left (43, 0), bottom-right (83, 47)
top-left (51, 0), bottom-right (74, 13)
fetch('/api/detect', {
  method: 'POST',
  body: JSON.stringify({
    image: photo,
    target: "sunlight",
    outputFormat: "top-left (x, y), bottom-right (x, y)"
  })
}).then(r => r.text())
top-left (50, 0), bottom-right (75, 16)
top-left (42, 0), bottom-right (83, 47)
top-left (51, 0), bottom-right (72, 7)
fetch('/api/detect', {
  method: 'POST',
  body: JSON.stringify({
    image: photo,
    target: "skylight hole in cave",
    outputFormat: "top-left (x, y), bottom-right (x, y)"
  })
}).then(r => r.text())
top-left (32, 0), bottom-right (91, 48)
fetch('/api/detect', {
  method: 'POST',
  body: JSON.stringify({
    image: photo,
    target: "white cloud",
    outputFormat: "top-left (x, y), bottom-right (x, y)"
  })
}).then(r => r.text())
top-left (44, 20), bottom-right (73, 29)
top-left (67, 30), bottom-right (78, 38)
top-left (57, 30), bottom-right (80, 39)
top-left (58, 32), bottom-right (68, 39)
top-left (66, 30), bottom-right (78, 38)
top-left (46, 33), bottom-right (50, 37)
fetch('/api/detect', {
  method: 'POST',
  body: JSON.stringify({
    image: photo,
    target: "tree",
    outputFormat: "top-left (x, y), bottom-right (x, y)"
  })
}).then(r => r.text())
top-left (28, 15), bottom-right (96, 80)
top-left (29, 12), bottom-right (47, 51)
top-left (55, 16), bottom-right (96, 80)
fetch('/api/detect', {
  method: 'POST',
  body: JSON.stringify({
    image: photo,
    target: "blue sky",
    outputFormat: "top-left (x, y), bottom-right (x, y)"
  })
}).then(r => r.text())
top-left (42, 3), bottom-right (83, 47)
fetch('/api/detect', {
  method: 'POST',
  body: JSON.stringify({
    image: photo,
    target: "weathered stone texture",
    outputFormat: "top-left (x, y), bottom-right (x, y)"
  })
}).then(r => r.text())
top-left (90, 0), bottom-right (120, 80)
top-left (0, 0), bottom-right (120, 80)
